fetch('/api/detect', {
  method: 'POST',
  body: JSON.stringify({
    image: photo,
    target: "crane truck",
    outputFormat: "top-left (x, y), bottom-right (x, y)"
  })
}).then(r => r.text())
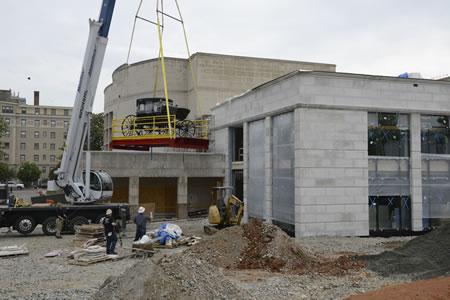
top-left (0, 0), bottom-right (130, 235)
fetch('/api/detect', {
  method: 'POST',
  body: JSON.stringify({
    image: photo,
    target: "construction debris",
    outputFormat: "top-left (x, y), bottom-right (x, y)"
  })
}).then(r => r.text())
top-left (44, 249), bottom-right (63, 257)
top-left (73, 224), bottom-right (105, 248)
top-left (68, 246), bottom-right (112, 266)
top-left (0, 244), bottom-right (29, 257)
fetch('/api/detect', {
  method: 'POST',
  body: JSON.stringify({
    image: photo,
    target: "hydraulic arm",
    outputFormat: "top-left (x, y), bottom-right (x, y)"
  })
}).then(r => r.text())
top-left (56, 0), bottom-right (116, 204)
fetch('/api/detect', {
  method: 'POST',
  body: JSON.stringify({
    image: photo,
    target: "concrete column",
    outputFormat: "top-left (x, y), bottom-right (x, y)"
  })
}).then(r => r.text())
top-left (177, 176), bottom-right (188, 219)
top-left (224, 128), bottom-right (232, 188)
top-left (294, 108), bottom-right (302, 236)
top-left (243, 122), bottom-right (249, 223)
top-left (129, 176), bottom-right (139, 214)
top-left (264, 116), bottom-right (273, 223)
top-left (410, 113), bottom-right (423, 231)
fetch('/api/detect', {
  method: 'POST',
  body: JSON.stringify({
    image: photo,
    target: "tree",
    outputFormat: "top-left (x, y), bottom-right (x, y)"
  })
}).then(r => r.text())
top-left (0, 162), bottom-right (15, 183)
top-left (17, 162), bottom-right (41, 187)
top-left (90, 113), bottom-right (104, 151)
top-left (0, 118), bottom-right (9, 160)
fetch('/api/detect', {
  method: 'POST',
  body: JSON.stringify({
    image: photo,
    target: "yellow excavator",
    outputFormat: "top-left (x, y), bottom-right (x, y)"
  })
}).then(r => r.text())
top-left (204, 186), bottom-right (244, 234)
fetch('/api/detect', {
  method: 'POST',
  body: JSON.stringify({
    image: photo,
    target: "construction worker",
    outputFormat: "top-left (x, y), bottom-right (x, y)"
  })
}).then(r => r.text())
top-left (55, 204), bottom-right (67, 239)
top-left (134, 206), bottom-right (151, 241)
top-left (102, 209), bottom-right (118, 255)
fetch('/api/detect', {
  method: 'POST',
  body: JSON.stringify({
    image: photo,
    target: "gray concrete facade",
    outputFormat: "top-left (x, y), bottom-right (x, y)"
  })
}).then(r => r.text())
top-left (212, 71), bottom-right (450, 237)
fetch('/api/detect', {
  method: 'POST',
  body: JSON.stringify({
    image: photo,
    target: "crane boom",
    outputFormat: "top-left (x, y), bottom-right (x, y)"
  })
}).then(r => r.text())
top-left (56, 0), bottom-right (116, 204)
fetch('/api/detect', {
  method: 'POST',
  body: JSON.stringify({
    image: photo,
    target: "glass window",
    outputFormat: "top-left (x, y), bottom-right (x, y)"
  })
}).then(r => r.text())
top-left (43, 108), bottom-right (47, 115)
top-left (2, 106), bottom-right (13, 113)
top-left (50, 143), bottom-right (55, 150)
top-left (4, 142), bottom-right (9, 150)
top-left (20, 155), bottom-right (25, 162)
top-left (421, 115), bottom-right (450, 154)
top-left (43, 131), bottom-right (47, 138)
top-left (4, 118), bottom-right (10, 125)
top-left (248, 119), bottom-right (265, 219)
top-left (43, 120), bottom-right (48, 126)
top-left (20, 143), bottom-right (26, 151)
top-left (21, 107), bottom-right (27, 114)
top-left (50, 132), bottom-right (56, 139)
top-left (35, 120), bottom-right (40, 127)
top-left (35, 108), bottom-right (40, 115)
top-left (51, 109), bottom-right (56, 115)
top-left (34, 155), bottom-right (39, 162)
top-left (34, 131), bottom-right (40, 138)
top-left (34, 143), bottom-right (39, 150)
top-left (64, 121), bottom-right (68, 128)
top-left (5, 130), bottom-right (9, 137)
top-left (20, 131), bottom-right (26, 138)
top-left (42, 166), bottom-right (46, 173)
top-left (368, 112), bottom-right (410, 157)
top-left (43, 154), bottom-right (46, 161)
top-left (64, 132), bottom-right (67, 139)
top-left (43, 143), bottom-right (47, 149)
top-left (3, 154), bottom-right (9, 161)
top-left (64, 109), bottom-right (69, 116)
top-left (50, 155), bottom-right (55, 162)
top-left (51, 120), bottom-right (56, 128)
top-left (21, 119), bottom-right (26, 127)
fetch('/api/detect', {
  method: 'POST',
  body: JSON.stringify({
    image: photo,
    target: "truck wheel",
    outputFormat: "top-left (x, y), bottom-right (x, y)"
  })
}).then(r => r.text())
top-left (42, 217), bottom-right (57, 236)
top-left (14, 216), bottom-right (36, 235)
top-left (68, 216), bottom-right (89, 233)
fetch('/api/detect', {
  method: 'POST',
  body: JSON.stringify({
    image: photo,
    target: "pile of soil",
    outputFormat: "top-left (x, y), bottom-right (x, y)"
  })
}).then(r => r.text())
top-left (93, 253), bottom-right (252, 300)
top-left (190, 219), bottom-right (365, 276)
top-left (364, 222), bottom-right (450, 279)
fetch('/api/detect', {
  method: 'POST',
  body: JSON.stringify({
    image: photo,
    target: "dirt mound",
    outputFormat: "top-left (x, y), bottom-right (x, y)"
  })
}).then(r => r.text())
top-left (189, 225), bottom-right (246, 269)
top-left (190, 219), bottom-right (364, 276)
top-left (364, 223), bottom-right (450, 279)
top-left (93, 253), bottom-right (252, 300)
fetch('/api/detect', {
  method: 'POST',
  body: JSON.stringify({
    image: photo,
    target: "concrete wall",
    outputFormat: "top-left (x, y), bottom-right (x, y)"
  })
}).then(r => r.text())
top-left (295, 108), bottom-right (368, 236)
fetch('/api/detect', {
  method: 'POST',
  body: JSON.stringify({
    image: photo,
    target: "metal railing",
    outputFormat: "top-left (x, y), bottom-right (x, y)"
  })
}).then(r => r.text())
top-left (111, 115), bottom-right (208, 140)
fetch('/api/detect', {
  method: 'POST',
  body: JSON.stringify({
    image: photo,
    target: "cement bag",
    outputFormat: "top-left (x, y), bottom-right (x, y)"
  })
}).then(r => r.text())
top-left (134, 234), bottom-right (151, 244)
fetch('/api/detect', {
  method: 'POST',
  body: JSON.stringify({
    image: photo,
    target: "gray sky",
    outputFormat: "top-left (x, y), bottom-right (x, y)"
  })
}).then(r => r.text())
top-left (1, 0), bottom-right (449, 112)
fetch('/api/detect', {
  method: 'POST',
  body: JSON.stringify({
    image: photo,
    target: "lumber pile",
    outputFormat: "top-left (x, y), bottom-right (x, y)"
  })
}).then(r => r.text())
top-left (73, 224), bottom-right (105, 248)
top-left (0, 244), bottom-right (29, 257)
top-left (68, 246), bottom-right (111, 266)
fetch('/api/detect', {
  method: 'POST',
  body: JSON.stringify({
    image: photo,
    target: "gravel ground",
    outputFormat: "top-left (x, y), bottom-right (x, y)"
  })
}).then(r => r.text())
top-left (0, 218), bottom-right (417, 299)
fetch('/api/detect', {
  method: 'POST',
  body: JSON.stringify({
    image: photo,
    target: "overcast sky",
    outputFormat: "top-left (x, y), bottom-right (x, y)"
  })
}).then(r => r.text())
top-left (1, 0), bottom-right (449, 112)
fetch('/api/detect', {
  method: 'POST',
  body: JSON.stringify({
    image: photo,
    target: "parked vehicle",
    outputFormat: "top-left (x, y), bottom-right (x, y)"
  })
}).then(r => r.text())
top-left (0, 204), bottom-right (130, 235)
top-left (0, 181), bottom-right (25, 190)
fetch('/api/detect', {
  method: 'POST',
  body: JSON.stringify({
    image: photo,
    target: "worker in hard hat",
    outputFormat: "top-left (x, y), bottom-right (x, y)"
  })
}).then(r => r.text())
top-left (55, 204), bottom-right (67, 239)
top-left (134, 206), bottom-right (151, 241)
top-left (102, 209), bottom-right (118, 255)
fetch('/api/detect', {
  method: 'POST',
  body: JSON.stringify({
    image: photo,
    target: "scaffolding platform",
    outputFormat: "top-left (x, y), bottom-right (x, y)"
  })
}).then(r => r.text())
top-left (111, 136), bottom-right (209, 151)
top-left (110, 115), bottom-right (209, 151)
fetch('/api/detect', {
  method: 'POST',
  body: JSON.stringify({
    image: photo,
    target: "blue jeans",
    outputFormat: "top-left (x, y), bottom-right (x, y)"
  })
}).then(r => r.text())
top-left (106, 233), bottom-right (117, 254)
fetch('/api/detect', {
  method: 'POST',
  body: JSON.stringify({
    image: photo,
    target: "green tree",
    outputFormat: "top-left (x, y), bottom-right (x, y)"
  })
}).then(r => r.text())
top-left (17, 162), bottom-right (41, 187)
top-left (0, 162), bottom-right (15, 183)
top-left (90, 113), bottom-right (104, 151)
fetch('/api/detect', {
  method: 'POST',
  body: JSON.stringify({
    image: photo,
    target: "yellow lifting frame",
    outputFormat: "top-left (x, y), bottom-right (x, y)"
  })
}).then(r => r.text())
top-left (156, 2), bottom-right (174, 138)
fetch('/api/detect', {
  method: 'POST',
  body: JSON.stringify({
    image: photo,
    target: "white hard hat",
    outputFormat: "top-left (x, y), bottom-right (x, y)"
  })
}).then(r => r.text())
top-left (138, 206), bottom-right (145, 213)
top-left (106, 209), bottom-right (112, 215)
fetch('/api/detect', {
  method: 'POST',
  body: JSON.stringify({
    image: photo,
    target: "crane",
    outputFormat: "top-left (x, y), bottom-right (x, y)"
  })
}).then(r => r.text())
top-left (55, 0), bottom-right (116, 204)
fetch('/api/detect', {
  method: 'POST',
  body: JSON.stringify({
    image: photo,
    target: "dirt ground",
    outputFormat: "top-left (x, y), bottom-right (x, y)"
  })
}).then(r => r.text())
top-left (1, 217), bottom-right (449, 299)
top-left (346, 276), bottom-right (450, 300)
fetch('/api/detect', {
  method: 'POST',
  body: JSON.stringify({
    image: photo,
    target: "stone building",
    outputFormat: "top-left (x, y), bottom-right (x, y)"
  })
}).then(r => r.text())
top-left (0, 90), bottom-right (72, 179)
top-left (212, 70), bottom-right (450, 237)
top-left (100, 53), bottom-right (334, 218)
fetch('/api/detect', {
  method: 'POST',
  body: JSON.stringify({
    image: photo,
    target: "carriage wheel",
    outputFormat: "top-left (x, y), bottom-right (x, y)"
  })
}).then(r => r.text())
top-left (177, 120), bottom-right (196, 138)
top-left (121, 115), bottom-right (137, 136)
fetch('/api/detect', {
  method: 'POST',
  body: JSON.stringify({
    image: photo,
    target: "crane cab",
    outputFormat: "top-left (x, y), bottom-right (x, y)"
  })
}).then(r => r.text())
top-left (82, 170), bottom-right (113, 202)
